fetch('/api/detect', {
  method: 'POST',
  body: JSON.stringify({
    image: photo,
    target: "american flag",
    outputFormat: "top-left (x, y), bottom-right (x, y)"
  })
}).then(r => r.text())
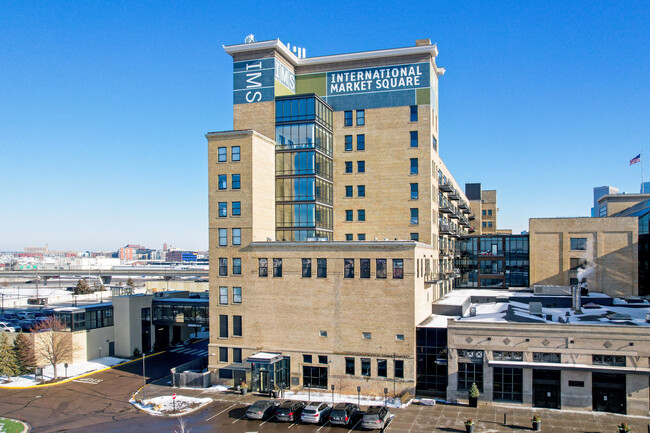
top-left (630, 154), bottom-right (641, 165)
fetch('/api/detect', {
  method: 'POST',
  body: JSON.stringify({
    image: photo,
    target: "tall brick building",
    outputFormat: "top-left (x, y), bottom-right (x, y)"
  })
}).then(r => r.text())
top-left (206, 37), bottom-right (474, 397)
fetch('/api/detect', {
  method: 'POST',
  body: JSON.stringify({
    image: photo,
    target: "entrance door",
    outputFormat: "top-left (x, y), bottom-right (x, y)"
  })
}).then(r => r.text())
top-left (172, 326), bottom-right (182, 344)
top-left (533, 369), bottom-right (561, 409)
top-left (593, 373), bottom-right (626, 414)
top-left (260, 370), bottom-right (270, 393)
top-left (154, 326), bottom-right (170, 350)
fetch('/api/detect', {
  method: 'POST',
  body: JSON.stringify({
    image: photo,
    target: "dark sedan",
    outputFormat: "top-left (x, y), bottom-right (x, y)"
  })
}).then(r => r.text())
top-left (275, 400), bottom-right (307, 422)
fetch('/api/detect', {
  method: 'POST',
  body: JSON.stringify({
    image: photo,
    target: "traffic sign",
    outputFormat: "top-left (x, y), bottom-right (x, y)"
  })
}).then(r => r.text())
top-left (172, 393), bottom-right (177, 400)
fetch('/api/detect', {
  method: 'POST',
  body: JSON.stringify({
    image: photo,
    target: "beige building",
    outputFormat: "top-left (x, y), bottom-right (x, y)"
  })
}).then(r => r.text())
top-left (529, 217), bottom-right (638, 297)
top-left (464, 183), bottom-right (497, 235)
top-left (597, 192), bottom-right (650, 217)
top-left (207, 37), bottom-right (474, 396)
top-left (424, 289), bottom-right (650, 416)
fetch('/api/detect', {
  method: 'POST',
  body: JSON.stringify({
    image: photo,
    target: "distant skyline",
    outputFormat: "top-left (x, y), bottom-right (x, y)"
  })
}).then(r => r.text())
top-left (1, 1), bottom-right (649, 251)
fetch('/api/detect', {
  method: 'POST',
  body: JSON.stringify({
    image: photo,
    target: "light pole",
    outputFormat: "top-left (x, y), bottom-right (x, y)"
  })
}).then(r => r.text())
top-left (331, 384), bottom-right (335, 405)
top-left (142, 351), bottom-right (146, 400)
top-left (357, 386), bottom-right (361, 407)
top-left (384, 388), bottom-right (388, 407)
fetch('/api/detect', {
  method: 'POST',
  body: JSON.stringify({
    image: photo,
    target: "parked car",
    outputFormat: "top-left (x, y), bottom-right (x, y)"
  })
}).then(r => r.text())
top-left (329, 402), bottom-right (360, 426)
top-left (275, 400), bottom-right (307, 422)
top-left (301, 402), bottom-right (332, 424)
top-left (246, 399), bottom-right (280, 420)
top-left (19, 319), bottom-right (37, 332)
top-left (1, 313), bottom-right (19, 321)
top-left (361, 405), bottom-right (391, 430)
top-left (0, 322), bottom-right (20, 332)
top-left (16, 312), bottom-right (34, 320)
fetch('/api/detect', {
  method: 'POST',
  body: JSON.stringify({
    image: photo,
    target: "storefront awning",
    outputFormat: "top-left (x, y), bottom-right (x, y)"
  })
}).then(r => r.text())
top-left (246, 352), bottom-right (283, 364)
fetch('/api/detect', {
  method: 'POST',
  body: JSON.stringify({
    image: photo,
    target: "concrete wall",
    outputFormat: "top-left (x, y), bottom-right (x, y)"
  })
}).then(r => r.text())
top-left (145, 281), bottom-right (208, 293)
top-left (112, 294), bottom-right (153, 358)
top-left (529, 217), bottom-right (638, 297)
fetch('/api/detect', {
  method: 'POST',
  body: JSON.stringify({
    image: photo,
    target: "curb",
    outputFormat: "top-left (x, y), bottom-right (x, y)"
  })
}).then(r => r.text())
top-left (0, 351), bottom-right (165, 389)
top-left (0, 416), bottom-right (30, 433)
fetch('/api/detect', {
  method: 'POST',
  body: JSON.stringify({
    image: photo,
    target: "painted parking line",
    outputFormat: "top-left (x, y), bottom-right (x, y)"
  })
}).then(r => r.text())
top-left (205, 402), bottom-right (237, 421)
top-left (260, 415), bottom-right (276, 425)
top-left (287, 420), bottom-right (301, 428)
top-left (348, 418), bottom-right (362, 432)
top-left (383, 414), bottom-right (396, 431)
top-left (232, 414), bottom-right (248, 423)
top-left (317, 420), bottom-right (331, 431)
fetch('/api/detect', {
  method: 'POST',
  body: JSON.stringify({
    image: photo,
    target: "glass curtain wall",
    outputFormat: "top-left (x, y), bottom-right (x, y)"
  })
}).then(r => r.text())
top-left (275, 95), bottom-right (334, 241)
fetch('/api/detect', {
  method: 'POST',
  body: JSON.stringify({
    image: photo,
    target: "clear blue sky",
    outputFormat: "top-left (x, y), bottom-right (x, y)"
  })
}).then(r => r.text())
top-left (1, 1), bottom-right (649, 251)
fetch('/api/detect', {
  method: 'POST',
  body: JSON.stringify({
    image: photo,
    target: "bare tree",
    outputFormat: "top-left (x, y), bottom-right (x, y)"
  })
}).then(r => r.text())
top-left (30, 317), bottom-right (71, 380)
top-left (175, 417), bottom-right (191, 433)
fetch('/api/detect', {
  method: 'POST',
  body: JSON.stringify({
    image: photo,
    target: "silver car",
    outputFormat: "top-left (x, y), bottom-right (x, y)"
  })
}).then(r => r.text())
top-left (246, 399), bottom-right (280, 420)
top-left (361, 405), bottom-right (391, 430)
top-left (0, 322), bottom-right (20, 332)
top-left (300, 402), bottom-right (332, 424)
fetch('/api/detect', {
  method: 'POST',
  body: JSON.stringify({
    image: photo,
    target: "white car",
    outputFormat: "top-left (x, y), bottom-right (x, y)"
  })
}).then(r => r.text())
top-left (0, 322), bottom-right (20, 332)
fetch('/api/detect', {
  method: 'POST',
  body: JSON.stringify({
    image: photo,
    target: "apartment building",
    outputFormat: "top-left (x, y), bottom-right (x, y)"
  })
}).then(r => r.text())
top-left (464, 183), bottom-right (497, 234)
top-left (207, 37), bottom-right (472, 397)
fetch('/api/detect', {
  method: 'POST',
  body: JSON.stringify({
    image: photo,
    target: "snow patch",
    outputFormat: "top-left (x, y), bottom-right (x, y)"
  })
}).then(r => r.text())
top-left (131, 395), bottom-right (212, 416)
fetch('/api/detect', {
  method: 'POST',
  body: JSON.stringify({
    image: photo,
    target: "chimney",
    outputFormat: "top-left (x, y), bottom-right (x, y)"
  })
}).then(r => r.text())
top-left (416, 39), bottom-right (431, 46)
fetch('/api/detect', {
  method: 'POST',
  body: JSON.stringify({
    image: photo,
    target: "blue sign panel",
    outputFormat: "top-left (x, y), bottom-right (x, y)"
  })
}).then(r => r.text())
top-left (274, 60), bottom-right (295, 92)
top-left (326, 63), bottom-right (429, 96)
top-left (233, 58), bottom-right (275, 104)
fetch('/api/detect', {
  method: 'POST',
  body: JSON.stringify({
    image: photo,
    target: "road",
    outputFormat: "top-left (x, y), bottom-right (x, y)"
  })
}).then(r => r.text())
top-left (0, 339), bottom-right (207, 432)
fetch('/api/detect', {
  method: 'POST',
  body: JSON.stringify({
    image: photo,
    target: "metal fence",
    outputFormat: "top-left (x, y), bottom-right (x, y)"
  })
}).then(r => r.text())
top-left (171, 356), bottom-right (210, 388)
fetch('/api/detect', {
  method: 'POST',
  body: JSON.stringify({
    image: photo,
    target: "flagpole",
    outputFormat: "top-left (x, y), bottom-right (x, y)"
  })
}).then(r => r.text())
top-left (642, 152), bottom-right (645, 193)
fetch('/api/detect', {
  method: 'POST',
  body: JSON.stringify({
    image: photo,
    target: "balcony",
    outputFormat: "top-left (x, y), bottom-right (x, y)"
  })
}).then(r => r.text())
top-left (439, 204), bottom-right (453, 214)
top-left (439, 182), bottom-right (453, 192)
top-left (458, 202), bottom-right (468, 210)
top-left (462, 207), bottom-right (471, 214)
top-left (449, 212), bottom-right (460, 220)
top-left (468, 214), bottom-right (476, 220)
top-left (448, 190), bottom-right (460, 201)
top-left (439, 224), bottom-right (454, 235)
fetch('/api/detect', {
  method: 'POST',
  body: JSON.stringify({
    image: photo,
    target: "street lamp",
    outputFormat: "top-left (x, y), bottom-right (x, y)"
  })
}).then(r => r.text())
top-left (331, 384), bottom-right (335, 405)
top-left (384, 388), bottom-right (388, 407)
top-left (357, 386), bottom-right (361, 407)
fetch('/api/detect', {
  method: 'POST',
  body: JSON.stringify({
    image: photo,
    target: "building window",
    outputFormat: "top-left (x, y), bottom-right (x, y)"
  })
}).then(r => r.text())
top-left (410, 233), bottom-right (419, 241)
top-left (345, 135), bottom-right (353, 151)
top-left (358, 209), bottom-right (366, 221)
top-left (493, 367), bottom-right (523, 402)
top-left (357, 185), bottom-right (365, 197)
top-left (533, 352), bottom-right (560, 363)
top-left (432, 135), bottom-right (437, 151)
top-left (393, 259), bottom-right (404, 279)
top-left (360, 259), bottom-right (370, 278)
top-left (302, 258), bottom-right (312, 277)
top-left (396, 334), bottom-right (405, 341)
top-left (345, 185), bottom-right (353, 197)
top-left (344, 259), bottom-right (354, 278)
top-left (218, 147), bottom-right (227, 162)
top-left (482, 210), bottom-right (486, 216)
top-left (218, 174), bottom-right (227, 190)
top-left (303, 354), bottom-right (312, 363)
top-left (345, 357), bottom-right (355, 375)
top-left (411, 183), bottom-right (419, 199)
top-left (258, 258), bottom-right (268, 277)
top-left (410, 131), bottom-right (418, 147)
top-left (319, 330), bottom-right (327, 337)
top-left (488, 221), bottom-right (493, 228)
top-left (377, 359), bottom-right (387, 377)
top-left (361, 358), bottom-right (371, 376)
top-left (482, 222), bottom-right (486, 228)
top-left (357, 134), bottom-right (365, 150)
top-left (232, 174), bottom-right (240, 189)
top-left (487, 209), bottom-right (492, 216)
top-left (357, 161), bottom-right (365, 173)
top-left (233, 258), bottom-right (242, 275)
top-left (233, 315), bottom-right (242, 337)
top-left (233, 348), bottom-right (242, 363)
top-left (232, 201), bottom-right (241, 216)
top-left (273, 258), bottom-right (282, 277)
top-left (570, 258), bottom-right (588, 270)
top-left (317, 258), bottom-right (327, 278)
top-left (493, 351), bottom-right (523, 361)
top-left (219, 286), bottom-right (228, 305)
top-left (218, 202), bottom-right (227, 217)
top-left (344, 110), bottom-right (353, 126)
top-left (376, 259), bottom-right (387, 279)
top-left (219, 347), bottom-right (228, 362)
top-left (345, 233), bottom-right (353, 241)
top-left (345, 210), bottom-right (353, 221)
top-left (395, 359), bottom-right (404, 378)
top-left (219, 258), bottom-right (228, 276)
top-left (570, 238), bottom-right (587, 251)
top-left (219, 315), bottom-right (228, 338)
top-left (233, 287), bottom-right (242, 304)
top-left (358, 233), bottom-right (365, 240)
top-left (345, 161), bottom-right (353, 173)
top-left (592, 354), bottom-right (626, 366)
top-left (232, 228), bottom-right (241, 245)
top-left (356, 109), bottom-right (365, 125)
top-left (231, 146), bottom-right (240, 162)
top-left (410, 105), bottom-right (418, 121)
top-left (362, 332), bottom-right (371, 340)
top-left (318, 355), bottom-right (328, 364)
top-left (410, 208), bottom-right (419, 225)
top-left (458, 362), bottom-right (483, 391)
top-left (410, 158), bottom-right (418, 175)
